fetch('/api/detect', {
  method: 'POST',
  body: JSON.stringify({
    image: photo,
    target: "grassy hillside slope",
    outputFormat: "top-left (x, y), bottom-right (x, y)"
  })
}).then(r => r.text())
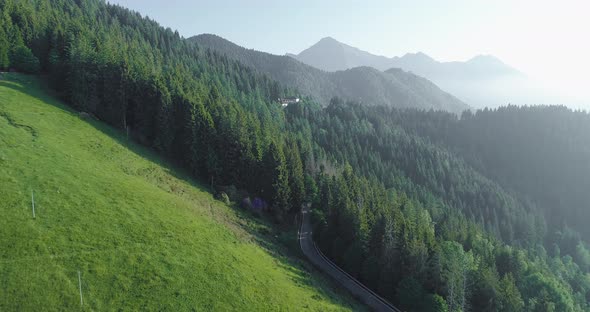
top-left (0, 73), bottom-right (362, 311)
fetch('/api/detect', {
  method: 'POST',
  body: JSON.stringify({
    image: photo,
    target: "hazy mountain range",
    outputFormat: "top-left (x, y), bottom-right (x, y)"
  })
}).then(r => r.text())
top-left (289, 37), bottom-right (521, 78)
top-left (289, 37), bottom-right (548, 109)
top-left (190, 34), bottom-right (469, 113)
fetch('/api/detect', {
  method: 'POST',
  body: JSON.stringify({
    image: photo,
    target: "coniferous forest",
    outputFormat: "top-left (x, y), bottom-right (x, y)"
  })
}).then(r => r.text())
top-left (2, 0), bottom-right (590, 311)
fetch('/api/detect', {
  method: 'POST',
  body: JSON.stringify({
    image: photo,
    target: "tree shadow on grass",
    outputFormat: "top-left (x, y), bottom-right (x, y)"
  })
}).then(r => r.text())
top-left (0, 74), bottom-right (211, 193)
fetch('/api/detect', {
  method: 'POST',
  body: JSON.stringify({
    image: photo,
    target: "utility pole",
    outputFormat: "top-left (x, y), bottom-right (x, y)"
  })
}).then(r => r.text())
top-left (31, 191), bottom-right (35, 219)
top-left (78, 270), bottom-right (83, 306)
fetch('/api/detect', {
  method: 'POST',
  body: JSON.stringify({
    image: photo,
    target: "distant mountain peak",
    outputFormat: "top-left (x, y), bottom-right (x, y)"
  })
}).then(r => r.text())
top-left (292, 37), bottom-right (522, 78)
top-left (406, 51), bottom-right (428, 57)
top-left (318, 36), bottom-right (339, 43)
top-left (466, 54), bottom-right (522, 76)
top-left (400, 52), bottom-right (436, 63)
top-left (308, 36), bottom-right (344, 50)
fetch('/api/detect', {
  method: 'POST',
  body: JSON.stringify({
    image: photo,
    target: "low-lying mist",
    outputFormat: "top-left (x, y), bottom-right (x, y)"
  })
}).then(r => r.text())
top-left (436, 75), bottom-right (589, 111)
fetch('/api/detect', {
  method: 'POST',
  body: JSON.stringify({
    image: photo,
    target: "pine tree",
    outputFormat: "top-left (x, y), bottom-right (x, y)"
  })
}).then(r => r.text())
top-left (189, 97), bottom-right (214, 177)
top-left (286, 140), bottom-right (305, 213)
top-left (498, 274), bottom-right (524, 312)
top-left (153, 89), bottom-right (174, 153)
top-left (0, 24), bottom-right (9, 69)
top-left (264, 141), bottom-right (291, 221)
top-left (10, 45), bottom-right (40, 73)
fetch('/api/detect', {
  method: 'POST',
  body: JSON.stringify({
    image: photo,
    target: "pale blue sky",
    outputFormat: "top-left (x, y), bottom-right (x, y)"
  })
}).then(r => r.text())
top-left (109, 0), bottom-right (506, 59)
top-left (109, 0), bottom-right (589, 100)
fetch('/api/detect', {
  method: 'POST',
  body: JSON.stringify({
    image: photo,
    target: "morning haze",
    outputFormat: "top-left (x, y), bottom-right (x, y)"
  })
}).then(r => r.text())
top-left (111, 0), bottom-right (590, 109)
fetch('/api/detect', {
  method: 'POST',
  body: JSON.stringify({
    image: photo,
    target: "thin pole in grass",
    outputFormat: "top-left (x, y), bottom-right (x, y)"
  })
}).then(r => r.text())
top-left (31, 190), bottom-right (36, 219)
top-left (78, 270), bottom-right (84, 306)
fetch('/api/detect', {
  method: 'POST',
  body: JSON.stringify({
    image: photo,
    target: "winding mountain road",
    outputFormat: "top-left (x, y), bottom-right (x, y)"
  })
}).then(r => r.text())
top-left (298, 206), bottom-right (401, 312)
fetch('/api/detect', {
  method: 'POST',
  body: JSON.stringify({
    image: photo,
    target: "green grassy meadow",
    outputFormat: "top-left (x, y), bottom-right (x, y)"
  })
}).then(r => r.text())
top-left (0, 73), bottom-right (362, 311)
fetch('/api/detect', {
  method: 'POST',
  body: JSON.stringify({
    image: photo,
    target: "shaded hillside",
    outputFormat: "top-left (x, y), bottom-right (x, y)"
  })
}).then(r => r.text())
top-left (386, 105), bottom-right (590, 243)
top-left (190, 34), bottom-right (468, 113)
top-left (285, 100), bottom-right (589, 312)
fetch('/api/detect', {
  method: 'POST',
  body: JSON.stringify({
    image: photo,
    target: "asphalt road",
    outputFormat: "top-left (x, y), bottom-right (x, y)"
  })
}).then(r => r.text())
top-left (298, 205), bottom-right (401, 312)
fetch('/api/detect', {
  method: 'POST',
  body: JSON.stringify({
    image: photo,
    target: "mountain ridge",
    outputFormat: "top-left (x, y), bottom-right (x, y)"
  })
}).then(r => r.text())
top-left (290, 37), bottom-right (537, 108)
top-left (292, 37), bottom-right (521, 78)
top-left (190, 34), bottom-right (469, 113)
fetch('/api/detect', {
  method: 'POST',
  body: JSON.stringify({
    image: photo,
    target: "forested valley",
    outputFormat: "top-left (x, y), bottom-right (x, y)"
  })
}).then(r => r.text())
top-left (2, 0), bottom-right (590, 311)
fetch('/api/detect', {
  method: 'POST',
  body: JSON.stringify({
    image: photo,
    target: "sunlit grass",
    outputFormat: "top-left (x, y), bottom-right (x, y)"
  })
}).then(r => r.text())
top-left (0, 73), bottom-right (362, 311)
